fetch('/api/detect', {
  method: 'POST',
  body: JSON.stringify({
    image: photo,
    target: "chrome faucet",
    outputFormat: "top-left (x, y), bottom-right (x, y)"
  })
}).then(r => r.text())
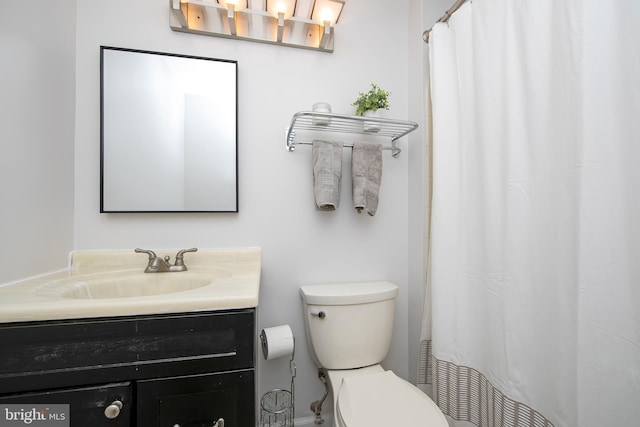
top-left (135, 248), bottom-right (198, 273)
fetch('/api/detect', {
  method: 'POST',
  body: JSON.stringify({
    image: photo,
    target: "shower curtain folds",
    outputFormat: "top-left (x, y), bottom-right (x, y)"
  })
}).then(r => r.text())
top-left (419, 1), bottom-right (640, 427)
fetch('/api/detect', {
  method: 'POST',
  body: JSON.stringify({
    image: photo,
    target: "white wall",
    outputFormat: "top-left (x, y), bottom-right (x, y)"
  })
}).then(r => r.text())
top-left (0, 1), bottom-right (76, 284)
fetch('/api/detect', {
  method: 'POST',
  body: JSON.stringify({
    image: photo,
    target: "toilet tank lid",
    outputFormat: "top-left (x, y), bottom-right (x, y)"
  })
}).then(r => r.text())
top-left (300, 281), bottom-right (398, 305)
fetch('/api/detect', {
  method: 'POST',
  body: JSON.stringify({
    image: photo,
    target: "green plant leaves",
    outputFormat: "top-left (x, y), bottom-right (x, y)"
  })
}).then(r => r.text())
top-left (352, 83), bottom-right (391, 116)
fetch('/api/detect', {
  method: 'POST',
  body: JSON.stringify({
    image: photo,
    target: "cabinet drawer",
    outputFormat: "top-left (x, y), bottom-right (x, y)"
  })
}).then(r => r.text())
top-left (137, 370), bottom-right (255, 427)
top-left (0, 382), bottom-right (132, 427)
top-left (0, 310), bottom-right (255, 394)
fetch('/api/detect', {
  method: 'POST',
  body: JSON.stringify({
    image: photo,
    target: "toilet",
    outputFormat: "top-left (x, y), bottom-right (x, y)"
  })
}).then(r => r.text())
top-left (300, 281), bottom-right (448, 427)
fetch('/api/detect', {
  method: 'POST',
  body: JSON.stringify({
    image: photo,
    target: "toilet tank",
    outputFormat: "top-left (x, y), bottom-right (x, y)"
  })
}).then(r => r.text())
top-left (300, 281), bottom-right (399, 370)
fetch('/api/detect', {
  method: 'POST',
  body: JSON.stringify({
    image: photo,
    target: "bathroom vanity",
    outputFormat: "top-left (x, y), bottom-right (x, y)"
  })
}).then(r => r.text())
top-left (0, 309), bottom-right (255, 426)
top-left (0, 248), bottom-right (261, 427)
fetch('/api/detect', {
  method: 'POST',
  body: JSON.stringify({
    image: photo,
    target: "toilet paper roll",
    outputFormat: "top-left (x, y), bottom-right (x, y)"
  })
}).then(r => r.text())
top-left (260, 325), bottom-right (295, 360)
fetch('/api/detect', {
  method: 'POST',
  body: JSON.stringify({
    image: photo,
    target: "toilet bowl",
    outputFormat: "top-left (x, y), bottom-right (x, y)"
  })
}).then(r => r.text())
top-left (327, 365), bottom-right (448, 427)
top-left (300, 281), bottom-right (448, 427)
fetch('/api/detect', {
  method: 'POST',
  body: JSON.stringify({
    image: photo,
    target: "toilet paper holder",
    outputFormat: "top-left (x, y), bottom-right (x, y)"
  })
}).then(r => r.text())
top-left (260, 326), bottom-right (296, 427)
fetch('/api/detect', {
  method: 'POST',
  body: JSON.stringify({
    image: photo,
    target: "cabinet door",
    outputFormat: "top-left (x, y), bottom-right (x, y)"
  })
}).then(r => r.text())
top-left (137, 370), bottom-right (254, 427)
top-left (0, 382), bottom-right (132, 427)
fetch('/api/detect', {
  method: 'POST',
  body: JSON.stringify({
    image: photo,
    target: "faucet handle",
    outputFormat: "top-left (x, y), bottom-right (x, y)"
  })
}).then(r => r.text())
top-left (135, 248), bottom-right (157, 261)
top-left (174, 248), bottom-right (198, 266)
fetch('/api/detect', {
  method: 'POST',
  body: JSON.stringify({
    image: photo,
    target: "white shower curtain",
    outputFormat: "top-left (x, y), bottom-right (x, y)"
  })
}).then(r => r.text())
top-left (419, 1), bottom-right (640, 426)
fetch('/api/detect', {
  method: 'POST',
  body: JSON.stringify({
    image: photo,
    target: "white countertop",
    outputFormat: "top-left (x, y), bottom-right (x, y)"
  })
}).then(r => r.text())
top-left (0, 248), bottom-right (261, 323)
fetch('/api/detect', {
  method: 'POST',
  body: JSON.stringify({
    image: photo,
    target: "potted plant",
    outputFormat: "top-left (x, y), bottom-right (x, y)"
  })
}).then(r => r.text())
top-left (352, 83), bottom-right (391, 116)
top-left (352, 83), bottom-right (390, 132)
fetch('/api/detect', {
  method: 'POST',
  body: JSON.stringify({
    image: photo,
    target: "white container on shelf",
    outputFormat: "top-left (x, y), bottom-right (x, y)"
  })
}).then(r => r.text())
top-left (312, 102), bottom-right (332, 126)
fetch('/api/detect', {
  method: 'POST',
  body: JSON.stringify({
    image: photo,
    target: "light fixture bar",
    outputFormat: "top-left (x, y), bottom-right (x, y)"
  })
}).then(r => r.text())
top-left (277, 12), bottom-right (285, 42)
top-left (171, 0), bottom-right (188, 28)
top-left (169, 0), bottom-right (339, 52)
top-left (227, 5), bottom-right (237, 35)
top-left (319, 20), bottom-right (331, 49)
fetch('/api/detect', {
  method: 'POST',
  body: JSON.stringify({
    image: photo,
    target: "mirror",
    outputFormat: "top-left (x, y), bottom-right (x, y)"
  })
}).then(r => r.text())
top-left (100, 46), bottom-right (238, 212)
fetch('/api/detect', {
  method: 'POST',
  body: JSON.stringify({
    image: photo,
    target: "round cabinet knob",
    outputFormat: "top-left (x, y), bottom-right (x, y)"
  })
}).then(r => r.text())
top-left (104, 400), bottom-right (123, 419)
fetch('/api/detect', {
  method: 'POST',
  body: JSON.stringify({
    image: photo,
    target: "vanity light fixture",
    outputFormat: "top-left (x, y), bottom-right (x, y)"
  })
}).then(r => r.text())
top-left (310, 0), bottom-right (344, 49)
top-left (219, 0), bottom-right (248, 36)
top-left (266, 0), bottom-right (296, 43)
top-left (310, 0), bottom-right (344, 26)
top-left (169, 0), bottom-right (344, 52)
top-left (266, 0), bottom-right (296, 18)
top-left (218, 0), bottom-right (248, 9)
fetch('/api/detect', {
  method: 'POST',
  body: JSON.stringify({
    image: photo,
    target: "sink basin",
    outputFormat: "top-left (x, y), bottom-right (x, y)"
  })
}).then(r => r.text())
top-left (0, 248), bottom-right (262, 323)
top-left (59, 270), bottom-right (231, 299)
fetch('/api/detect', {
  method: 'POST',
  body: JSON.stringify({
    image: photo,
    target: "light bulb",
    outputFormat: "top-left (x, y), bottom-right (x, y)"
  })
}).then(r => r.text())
top-left (320, 8), bottom-right (333, 23)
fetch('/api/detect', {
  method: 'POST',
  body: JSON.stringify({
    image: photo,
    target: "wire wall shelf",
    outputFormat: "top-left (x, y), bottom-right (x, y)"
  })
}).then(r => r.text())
top-left (285, 111), bottom-right (419, 158)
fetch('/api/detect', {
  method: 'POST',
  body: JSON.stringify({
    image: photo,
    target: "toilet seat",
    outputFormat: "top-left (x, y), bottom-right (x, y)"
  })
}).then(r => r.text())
top-left (336, 370), bottom-right (448, 427)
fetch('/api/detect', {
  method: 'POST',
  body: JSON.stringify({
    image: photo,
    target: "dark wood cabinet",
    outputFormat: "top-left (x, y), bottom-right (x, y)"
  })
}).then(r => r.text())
top-left (0, 309), bottom-right (255, 427)
top-left (137, 370), bottom-right (254, 427)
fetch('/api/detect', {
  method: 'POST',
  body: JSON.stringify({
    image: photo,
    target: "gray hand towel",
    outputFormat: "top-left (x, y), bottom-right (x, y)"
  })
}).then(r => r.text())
top-left (312, 140), bottom-right (343, 210)
top-left (352, 141), bottom-right (383, 216)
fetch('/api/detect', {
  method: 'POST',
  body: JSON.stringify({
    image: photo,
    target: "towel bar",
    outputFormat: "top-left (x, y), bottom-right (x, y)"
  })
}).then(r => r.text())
top-left (288, 139), bottom-right (401, 156)
top-left (285, 111), bottom-right (418, 158)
